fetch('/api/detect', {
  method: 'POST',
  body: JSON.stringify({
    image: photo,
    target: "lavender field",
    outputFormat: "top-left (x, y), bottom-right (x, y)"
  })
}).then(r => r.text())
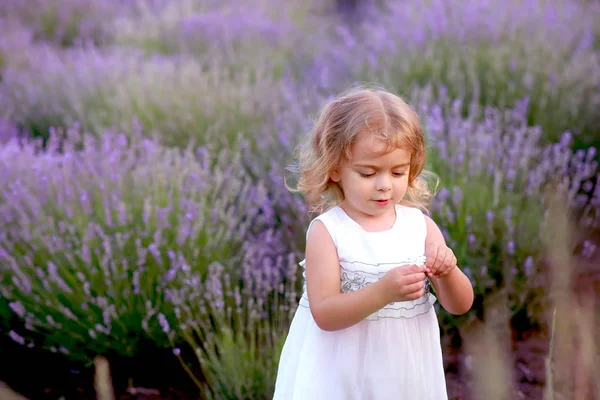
top-left (0, 0), bottom-right (599, 399)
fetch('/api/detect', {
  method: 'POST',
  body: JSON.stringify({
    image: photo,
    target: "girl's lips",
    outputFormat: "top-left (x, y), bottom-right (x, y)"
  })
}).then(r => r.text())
top-left (374, 199), bottom-right (391, 206)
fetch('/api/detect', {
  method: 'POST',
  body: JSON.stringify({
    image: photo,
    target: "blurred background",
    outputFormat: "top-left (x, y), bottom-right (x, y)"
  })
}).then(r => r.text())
top-left (0, 0), bottom-right (598, 399)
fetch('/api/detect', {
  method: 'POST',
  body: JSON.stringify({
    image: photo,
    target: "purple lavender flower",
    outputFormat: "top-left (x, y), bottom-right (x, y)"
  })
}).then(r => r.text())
top-left (158, 313), bottom-right (170, 334)
top-left (9, 301), bottom-right (26, 318)
top-left (9, 330), bottom-right (25, 345)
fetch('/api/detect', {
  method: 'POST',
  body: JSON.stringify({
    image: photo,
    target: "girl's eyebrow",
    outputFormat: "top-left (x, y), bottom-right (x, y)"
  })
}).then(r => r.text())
top-left (353, 162), bottom-right (410, 169)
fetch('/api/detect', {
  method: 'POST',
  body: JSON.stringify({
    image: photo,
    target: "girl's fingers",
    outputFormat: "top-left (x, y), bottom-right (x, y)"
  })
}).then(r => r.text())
top-left (431, 250), bottom-right (446, 276)
top-left (438, 263), bottom-right (456, 277)
top-left (424, 245), bottom-right (437, 270)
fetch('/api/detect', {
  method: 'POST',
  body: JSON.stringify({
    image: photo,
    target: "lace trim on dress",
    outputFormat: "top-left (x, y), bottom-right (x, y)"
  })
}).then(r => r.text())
top-left (298, 255), bottom-right (435, 321)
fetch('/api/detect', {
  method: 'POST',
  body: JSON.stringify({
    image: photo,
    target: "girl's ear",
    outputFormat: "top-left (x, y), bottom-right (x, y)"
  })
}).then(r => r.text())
top-left (330, 169), bottom-right (340, 182)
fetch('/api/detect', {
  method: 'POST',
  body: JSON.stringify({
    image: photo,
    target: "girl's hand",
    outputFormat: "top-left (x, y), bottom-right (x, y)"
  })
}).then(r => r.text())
top-left (424, 243), bottom-right (457, 278)
top-left (378, 264), bottom-right (428, 303)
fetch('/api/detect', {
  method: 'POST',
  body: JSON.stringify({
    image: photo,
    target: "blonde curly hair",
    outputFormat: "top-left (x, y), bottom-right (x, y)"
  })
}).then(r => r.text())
top-left (286, 84), bottom-right (438, 216)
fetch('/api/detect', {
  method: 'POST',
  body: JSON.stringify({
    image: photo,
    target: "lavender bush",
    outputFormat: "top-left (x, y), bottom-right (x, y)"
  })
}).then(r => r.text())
top-left (0, 18), bottom-right (37, 80)
top-left (0, 45), bottom-right (285, 147)
top-left (0, 0), bottom-right (123, 47)
top-left (408, 86), bottom-right (599, 329)
top-left (317, 0), bottom-right (600, 145)
top-left (112, 0), bottom-right (320, 69)
top-left (0, 125), bottom-right (292, 362)
top-left (0, 1), bottom-right (337, 149)
top-left (0, 118), bottom-right (25, 145)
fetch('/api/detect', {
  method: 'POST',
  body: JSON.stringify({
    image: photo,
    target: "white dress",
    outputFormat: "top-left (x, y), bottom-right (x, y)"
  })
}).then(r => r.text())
top-left (273, 204), bottom-right (448, 400)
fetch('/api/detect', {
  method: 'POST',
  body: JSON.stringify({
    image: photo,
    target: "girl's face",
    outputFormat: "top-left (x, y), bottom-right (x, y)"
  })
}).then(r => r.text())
top-left (331, 133), bottom-right (411, 227)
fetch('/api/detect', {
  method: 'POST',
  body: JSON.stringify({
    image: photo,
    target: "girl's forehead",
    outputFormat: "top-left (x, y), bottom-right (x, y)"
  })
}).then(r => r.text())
top-left (350, 135), bottom-right (411, 160)
top-left (355, 135), bottom-right (386, 151)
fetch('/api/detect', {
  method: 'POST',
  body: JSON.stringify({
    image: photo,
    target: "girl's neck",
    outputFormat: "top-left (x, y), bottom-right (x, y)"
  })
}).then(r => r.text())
top-left (338, 202), bottom-right (397, 232)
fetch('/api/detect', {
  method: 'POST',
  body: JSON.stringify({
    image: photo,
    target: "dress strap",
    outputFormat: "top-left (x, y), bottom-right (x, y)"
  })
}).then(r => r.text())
top-left (304, 206), bottom-right (342, 246)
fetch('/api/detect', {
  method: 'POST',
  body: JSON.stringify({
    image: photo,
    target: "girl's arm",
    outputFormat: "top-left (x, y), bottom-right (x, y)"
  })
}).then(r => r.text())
top-left (424, 215), bottom-right (474, 315)
top-left (304, 220), bottom-right (390, 331)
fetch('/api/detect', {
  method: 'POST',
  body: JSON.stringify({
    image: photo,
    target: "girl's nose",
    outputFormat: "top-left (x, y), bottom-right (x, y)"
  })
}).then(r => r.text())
top-left (376, 175), bottom-right (392, 191)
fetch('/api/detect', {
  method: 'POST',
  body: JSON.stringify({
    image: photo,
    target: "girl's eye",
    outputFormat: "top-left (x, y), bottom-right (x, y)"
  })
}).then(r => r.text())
top-left (359, 172), bottom-right (374, 178)
top-left (393, 172), bottom-right (406, 177)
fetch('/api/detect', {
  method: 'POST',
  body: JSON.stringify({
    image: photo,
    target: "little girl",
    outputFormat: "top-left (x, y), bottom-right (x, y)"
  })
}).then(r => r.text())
top-left (273, 85), bottom-right (474, 399)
